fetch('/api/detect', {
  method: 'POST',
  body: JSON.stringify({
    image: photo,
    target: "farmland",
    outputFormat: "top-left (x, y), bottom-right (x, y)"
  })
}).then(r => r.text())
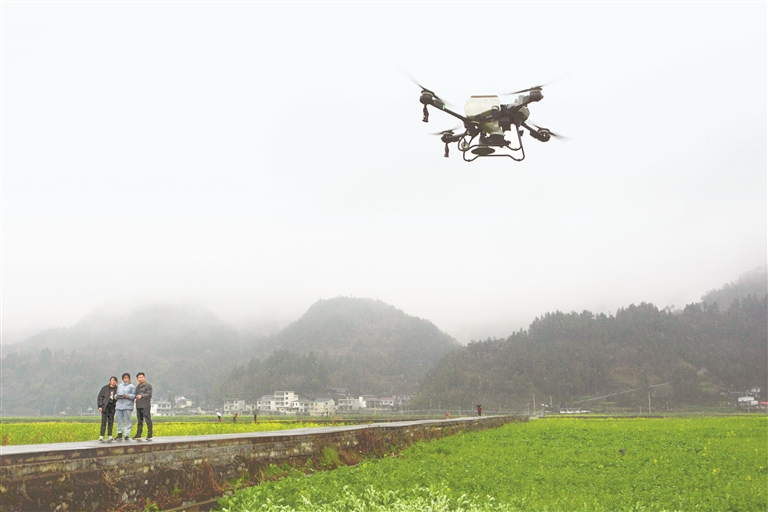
top-left (217, 416), bottom-right (767, 511)
top-left (0, 419), bottom-right (342, 445)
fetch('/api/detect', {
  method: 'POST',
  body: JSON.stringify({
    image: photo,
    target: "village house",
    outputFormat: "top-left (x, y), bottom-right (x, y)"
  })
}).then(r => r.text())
top-left (336, 396), bottom-right (366, 412)
top-left (240, 390), bottom-right (407, 416)
top-left (150, 400), bottom-right (173, 416)
top-left (291, 397), bottom-right (315, 415)
top-left (256, 395), bottom-right (276, 412)
top-left (273, 391), bottom-right (297, 413)
top-left (310, 398), bottom-right (335, 416)
top-left (174, 396), bottom-right (193, 410)
top-left (223, 398), bottom-right (255, 414)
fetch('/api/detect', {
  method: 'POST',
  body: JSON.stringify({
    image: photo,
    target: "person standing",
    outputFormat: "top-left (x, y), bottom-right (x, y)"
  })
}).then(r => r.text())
top-left (97, 376), bottom-right (119, 442)
top-left (216, 411), bottom-right (222, 422)
top-left (115, 373), bottom-right (136, 441)
top-left (133, 372), bottom-right (153, 441)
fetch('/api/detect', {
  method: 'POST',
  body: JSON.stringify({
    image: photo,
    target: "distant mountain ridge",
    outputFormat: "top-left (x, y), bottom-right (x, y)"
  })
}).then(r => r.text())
top-left (1, 304), bottom-right (246, 415)
top-left (274, 297), bottom-right (458, 363)
top-left (412, 295), bottom-right (767, 411)
top-left (11, 304), bottom-right (241, 356)
top-left (701, 266), bottom-right (767, 308)
top-left (213, 297), bottom-right (460, 401)
top-left (1, 297), bottom-right (459, 415)
top-left (4, 269), bottom-right (765, 416)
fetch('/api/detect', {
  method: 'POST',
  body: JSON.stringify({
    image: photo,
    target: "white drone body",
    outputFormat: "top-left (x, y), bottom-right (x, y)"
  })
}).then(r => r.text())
top-left (416, 81), bottom-right (558, 162)
top-left (464, 95), bottom-right (531, 137)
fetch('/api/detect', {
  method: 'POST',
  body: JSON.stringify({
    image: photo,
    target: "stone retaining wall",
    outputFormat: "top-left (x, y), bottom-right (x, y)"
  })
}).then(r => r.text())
top-left (0, 415), bottom-right (524, 511)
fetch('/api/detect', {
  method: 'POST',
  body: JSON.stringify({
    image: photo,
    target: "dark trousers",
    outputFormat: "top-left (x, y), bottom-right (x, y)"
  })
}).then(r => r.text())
top-left (135, 407), bottom-right (153, 438)
top-left (100, 408), bottom-right (115, 437)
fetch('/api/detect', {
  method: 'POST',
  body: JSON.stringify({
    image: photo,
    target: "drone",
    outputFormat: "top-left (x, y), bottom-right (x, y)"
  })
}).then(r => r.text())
top-left (414, 80), bottom-right (565, 162)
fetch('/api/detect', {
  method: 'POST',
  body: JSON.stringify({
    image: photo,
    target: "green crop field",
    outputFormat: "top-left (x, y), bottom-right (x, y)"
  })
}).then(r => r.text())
top-left (217, 416), bottom-right (767, 511)
top-left (0, 420), bottom-right (342, 445)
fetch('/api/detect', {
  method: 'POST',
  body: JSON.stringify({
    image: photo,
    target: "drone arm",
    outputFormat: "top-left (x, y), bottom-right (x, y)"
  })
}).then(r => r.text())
top-left (420, 93), bottom-right (472, 124)
top-left (521, 121), bottom-right (550, 142)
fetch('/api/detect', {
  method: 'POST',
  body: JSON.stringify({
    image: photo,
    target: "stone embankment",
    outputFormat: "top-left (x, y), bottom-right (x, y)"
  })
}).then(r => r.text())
top-left (1, 415), bottom-right (524, 511)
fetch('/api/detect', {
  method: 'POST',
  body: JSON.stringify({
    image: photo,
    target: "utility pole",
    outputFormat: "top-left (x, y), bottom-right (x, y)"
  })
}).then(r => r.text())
top-left (648, 392), bottom-right (651, 414)
top-left (533, 394), bottom-right (536, 416)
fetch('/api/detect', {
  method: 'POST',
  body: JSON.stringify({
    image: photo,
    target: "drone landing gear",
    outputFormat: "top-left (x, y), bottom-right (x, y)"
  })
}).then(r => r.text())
top-left (471, 146), bottom-right (496, 156)
top-left (457, 129), bottom-right (526, 162)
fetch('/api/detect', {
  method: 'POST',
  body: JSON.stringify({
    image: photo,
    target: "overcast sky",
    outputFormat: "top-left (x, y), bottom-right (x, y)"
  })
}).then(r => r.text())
top-left (3, 2), bottom-right (766, 344)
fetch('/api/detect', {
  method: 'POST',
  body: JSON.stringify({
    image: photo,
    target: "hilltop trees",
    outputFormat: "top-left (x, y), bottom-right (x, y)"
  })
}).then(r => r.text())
top-left (413, 295), bottom-right (767, 411)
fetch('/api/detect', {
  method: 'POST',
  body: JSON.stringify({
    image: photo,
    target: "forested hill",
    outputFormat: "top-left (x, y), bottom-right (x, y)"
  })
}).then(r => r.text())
top-left (213, 297), bottom-right (460, 401)
top-left (1, 305), bottom-right (249, 416)
top-left (412, 295), bottom-right (767, 411)
top-left (701, 266), bottom-right (767, 308)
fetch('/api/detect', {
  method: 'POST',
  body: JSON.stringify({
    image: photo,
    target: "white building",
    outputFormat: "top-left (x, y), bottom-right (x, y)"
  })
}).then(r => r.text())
top-left (174, 396), bottom-right (193, 410)
top-left (257, 395), bottom-right (276, 412)
top-left (336, 396), bottom-right (366, 412)
top-left (151, 400), bottom-right (173, 416)
top-left (274, 391), bottom-right (297, 413)
top-left (310, 398), bottom-right (335, 416)
top-left (738, 396), bottom-right (759, 407)
top-left (224, 398), bottom-right (255, 413)
top-left (291, 398), bottom-right (314, 415)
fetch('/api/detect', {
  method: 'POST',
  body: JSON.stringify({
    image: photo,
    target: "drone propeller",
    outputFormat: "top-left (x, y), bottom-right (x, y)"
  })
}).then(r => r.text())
top-left (531, 123), bottom-right (570, 140)
top-left (405, 74), bottom-right (455, 107)
top-left (428, 125), bottom-right (461, 136)
top-left (502, 83), bottom-right (551, 95)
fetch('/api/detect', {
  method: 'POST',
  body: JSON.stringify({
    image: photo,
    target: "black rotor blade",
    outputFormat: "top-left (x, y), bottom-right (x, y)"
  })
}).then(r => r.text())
top-left (502, 83), bottom-right (551, 96)
top-left (531, 123), bottom-right (570, 140)
top-left (429, 125), bottom-right (461, 136)
top-left (404, 73), bottom-right (455, 107)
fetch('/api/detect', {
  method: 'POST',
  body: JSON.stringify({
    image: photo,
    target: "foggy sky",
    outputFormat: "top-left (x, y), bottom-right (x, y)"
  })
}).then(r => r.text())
top-left (3, 2), bottom-right (766, 344)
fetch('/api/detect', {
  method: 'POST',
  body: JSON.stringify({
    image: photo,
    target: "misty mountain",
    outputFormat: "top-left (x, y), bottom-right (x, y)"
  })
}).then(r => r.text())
top-left (701, 266), bottom-right (767, 309)
top-left (1, 304), bottom-right (253, 415)
top-left (213, 297), bottom-right (460, 401)
top-left (1, 298), bottom-right (458, 415)
top-left (412, 295), bottom-right (767, 411)
top-left (10, 304), bottom-right (241, 356)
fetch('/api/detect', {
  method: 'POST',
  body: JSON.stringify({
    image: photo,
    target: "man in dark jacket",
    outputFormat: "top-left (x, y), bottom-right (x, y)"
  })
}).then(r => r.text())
top-left (97, 376), bottom-right (119, 442)
top-left (133, 372), bottom-right (153, 441)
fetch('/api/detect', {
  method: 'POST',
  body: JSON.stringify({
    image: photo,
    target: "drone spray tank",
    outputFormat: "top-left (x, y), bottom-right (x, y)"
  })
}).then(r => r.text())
top-left (464, 96), bottom-right (502, 135)
top-left (464, 96), bottom-right (508, 154)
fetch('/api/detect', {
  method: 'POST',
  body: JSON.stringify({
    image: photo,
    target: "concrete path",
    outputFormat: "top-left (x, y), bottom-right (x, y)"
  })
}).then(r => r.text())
top-left (0, 415), bottom-right (491, 456)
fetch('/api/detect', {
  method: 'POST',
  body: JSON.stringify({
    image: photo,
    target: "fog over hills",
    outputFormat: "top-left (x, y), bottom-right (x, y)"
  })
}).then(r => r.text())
top-left (213, 297), bottom-right (460, 400)
top-left (2, 270), bottom-right (764, 416)
top-left (1, 297), bottom-right (458, 415)
top-left (701, 267), bottom-right (767, 309)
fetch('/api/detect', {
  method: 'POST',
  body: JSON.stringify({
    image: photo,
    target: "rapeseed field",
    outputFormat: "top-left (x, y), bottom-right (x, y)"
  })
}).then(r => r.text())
top-left (217, 416), bottom-right (767, 511)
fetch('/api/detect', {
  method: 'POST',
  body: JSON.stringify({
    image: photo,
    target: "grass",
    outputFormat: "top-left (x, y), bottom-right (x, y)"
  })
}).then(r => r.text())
top-left (216, 415), bottom-right (768, 511)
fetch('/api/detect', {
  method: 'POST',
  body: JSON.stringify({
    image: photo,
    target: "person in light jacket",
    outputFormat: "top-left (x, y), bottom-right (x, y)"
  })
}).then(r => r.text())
top-left (115, 373), bottom-right (136, 441)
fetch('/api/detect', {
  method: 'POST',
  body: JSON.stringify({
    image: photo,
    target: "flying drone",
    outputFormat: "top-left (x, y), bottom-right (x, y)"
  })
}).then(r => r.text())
top-left (414, 80), bottom-right (565, 162)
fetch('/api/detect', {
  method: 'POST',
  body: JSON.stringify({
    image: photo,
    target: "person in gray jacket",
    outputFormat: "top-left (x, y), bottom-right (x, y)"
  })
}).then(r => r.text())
top-left (115, 373), bottom-right (136, 441)
top-left (133, 372), bottom-right (153, 441)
